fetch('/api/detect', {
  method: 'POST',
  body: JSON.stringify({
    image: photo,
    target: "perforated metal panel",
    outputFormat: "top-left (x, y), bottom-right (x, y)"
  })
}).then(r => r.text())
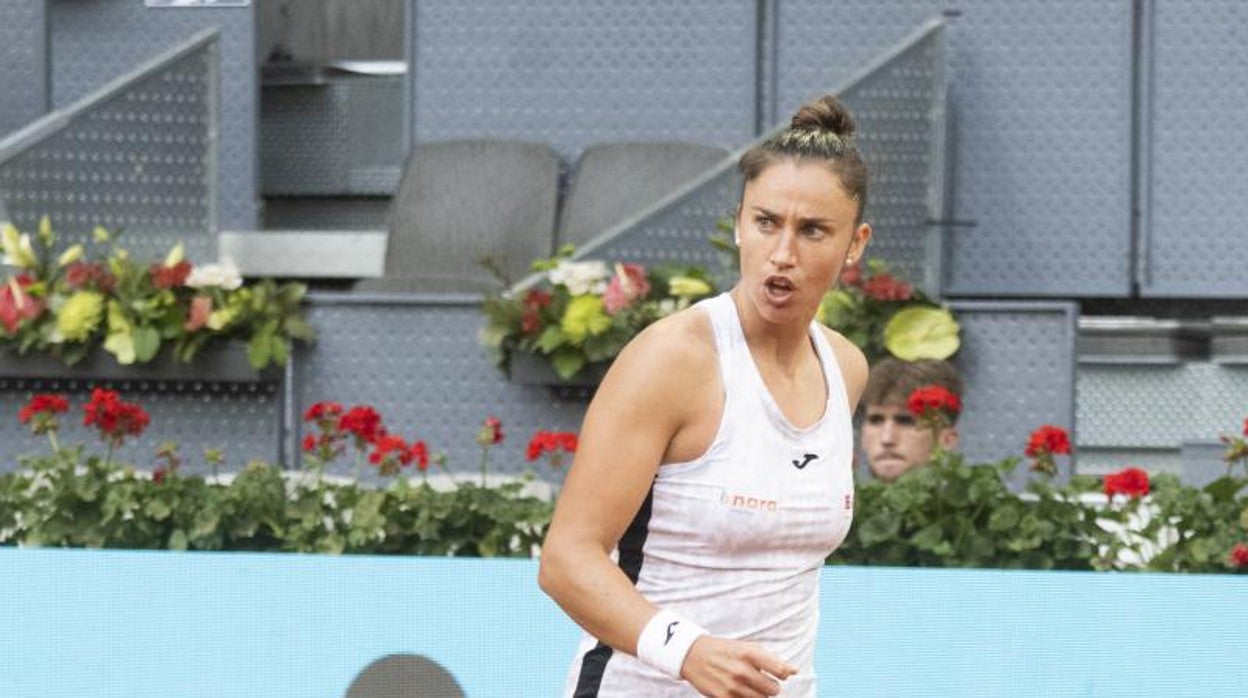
top-left (410, 0), bottom-right (758, 161)
top-left (776, 0), bottom-right (1133, 297)
top-left (948, 301), bottom-right (1078, 485)
top-left (49, 0), bottom-right (258, 231)
top-left (0, 34), bottom-right (216, 262)
top-left (0, 379), bottom-right (283, 475)
top-left (1143, 0), bottom-right (1248, 297)
top-left (1078, 362), bottom-right (1248, 449)
top-left (572, 166), bottom-right (742, 281)
top-left (836, 24), bottom-right (948, 294)
top-left (0, 0), bottom-right (46, 137)
top-left (293, 295), bottom-right (589, 485)
top-left (260, 77), bottom-right (404, 196)
top-left (569, 21), bottom-right (948, 291)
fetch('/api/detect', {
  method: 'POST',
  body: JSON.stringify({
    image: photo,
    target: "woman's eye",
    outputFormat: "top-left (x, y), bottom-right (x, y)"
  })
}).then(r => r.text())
top-left (802, 226), bottom-right (826, 238)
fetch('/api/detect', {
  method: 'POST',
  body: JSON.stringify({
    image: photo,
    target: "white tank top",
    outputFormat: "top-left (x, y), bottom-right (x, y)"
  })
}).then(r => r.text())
top-left (563, 293), bottom-right (856, 697)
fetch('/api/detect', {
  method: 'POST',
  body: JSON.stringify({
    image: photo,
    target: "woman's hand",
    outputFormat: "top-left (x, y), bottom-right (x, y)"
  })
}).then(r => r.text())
top-left (681, 636), bottom-right (797, 697)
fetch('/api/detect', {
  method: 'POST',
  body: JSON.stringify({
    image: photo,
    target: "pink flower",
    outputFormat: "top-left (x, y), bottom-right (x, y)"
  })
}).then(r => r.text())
top-left (603, 263), bottom-right (650, 314)
top-left (183, 295), bottom-right (212, 331)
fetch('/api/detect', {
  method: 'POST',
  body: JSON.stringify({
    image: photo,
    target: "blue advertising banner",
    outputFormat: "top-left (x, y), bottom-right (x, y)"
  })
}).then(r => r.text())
top-left (1, 549), bottom-right (1244, 696)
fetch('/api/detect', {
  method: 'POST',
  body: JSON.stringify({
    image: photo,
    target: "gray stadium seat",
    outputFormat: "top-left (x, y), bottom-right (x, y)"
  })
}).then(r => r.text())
top-left (354, 140), bottom-right (560, 294)
top-left (556, 142), bottom-right (730, 250)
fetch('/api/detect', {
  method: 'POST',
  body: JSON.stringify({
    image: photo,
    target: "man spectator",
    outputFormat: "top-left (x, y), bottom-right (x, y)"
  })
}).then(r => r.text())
top-left (859, 358), bottom-right (963, 481)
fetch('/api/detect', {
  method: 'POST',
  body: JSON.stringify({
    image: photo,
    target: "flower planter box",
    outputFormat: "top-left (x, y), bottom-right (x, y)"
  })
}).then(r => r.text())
top-left (507, 352), bottom-right (609, 389)
top-left (0, 342), bottom-right (280, 384)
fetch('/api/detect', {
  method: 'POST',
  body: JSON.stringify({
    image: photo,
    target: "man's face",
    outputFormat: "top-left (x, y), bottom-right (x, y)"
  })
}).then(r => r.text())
top-left (860, 402), bottom-right (951, 481)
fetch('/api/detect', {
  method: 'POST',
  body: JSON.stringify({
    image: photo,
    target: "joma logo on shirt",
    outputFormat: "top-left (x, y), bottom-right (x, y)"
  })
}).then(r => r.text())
top-left (720, 490), bottom-right (778, 512)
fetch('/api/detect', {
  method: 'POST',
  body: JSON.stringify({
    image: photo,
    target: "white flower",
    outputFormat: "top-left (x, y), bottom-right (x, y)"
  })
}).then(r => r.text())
top-left (187, 258), bottom-right (243, 290)
top-left (549, 260), bottom-right (609, 296)
top-left (657, 299), bottom-right (681, 317)
top-left (1, 223), bottom-right (37, 269)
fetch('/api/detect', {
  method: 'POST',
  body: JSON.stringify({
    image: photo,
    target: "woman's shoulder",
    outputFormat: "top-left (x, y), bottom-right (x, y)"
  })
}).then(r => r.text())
top-left (817, 324), bottom-right (868, 408)
top-left (624, 304), bottom-right (717, 369)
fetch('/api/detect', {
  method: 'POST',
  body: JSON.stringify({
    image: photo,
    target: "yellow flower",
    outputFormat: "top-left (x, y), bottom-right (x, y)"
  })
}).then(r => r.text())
top-left (56, 291), bottom-right (105, 341)
top-left (163, 242), bottom-right (185, 267)
top-left (57, 244), bottom-right (84, 268)
top-left (1, 222), bottom-right (37, 269)
top-left (207, 307), bottom-right (238, 331)
top-left (561, 295), bottom-right (611, 344)
top-left (669, 276), bottom-right (713, 299)
top-left (38, 215), bottom-right (53, 245)
top-left (92, 226), bottom-right (111, 243)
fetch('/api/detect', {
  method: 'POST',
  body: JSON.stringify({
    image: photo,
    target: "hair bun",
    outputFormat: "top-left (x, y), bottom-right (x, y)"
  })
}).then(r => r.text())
top-left (790, 95), bottom-right (856, 139)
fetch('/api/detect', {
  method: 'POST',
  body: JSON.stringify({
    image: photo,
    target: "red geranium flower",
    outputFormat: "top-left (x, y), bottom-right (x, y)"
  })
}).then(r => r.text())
top-left (369, 433), bottom-right (414, 476)
top-left (1025, 424), bottom-right (1072, 476)
top-left (82, 388), bottom-right (151, 447)
top-left (1229, 543), bottom-right (1248, 569)
top-left (302, 434), bottom-right (318, 452)
top-left (339, 405), bottom-right (384, 444)
top-left (19, 393), bottom-right (70, 424)
top-left (476, 416), bottom-right (503, 446)
top-left (149, 260), bottom-right (192, 289)
top-left (1243, 418), bottom-right (1248, 438)
top-left (526, 429), bottom-right (578, 467)
top-left (303, 401), bottom-right (344, 423)
top-left (152, 466), bottom-right (167, 485)
top-left (906, 385), bottom-right (961, 434)
top-left (19, 393), bottom-right (70, 437)
top-left (1025, 425), bottom-right (1072, 457)
top-left (410, 440), bottom-right (430, 472)
top-left (860, 273), bottom-right (913, 301)
top-left (519, 289), bottom-right (553, 336)
top-left (1103, 467), bottom-right (1150, 499)
top-left (64, 262), bottom-right (115, 292)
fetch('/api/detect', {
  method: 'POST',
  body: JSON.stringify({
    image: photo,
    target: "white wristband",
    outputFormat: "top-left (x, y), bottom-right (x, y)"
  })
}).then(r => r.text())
top-left (635, 609), bottom-right (708, 679)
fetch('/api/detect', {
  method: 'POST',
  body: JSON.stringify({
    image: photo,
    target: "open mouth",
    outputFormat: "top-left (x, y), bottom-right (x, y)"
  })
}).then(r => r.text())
top-left (764, 276), bottom-right (796, 300)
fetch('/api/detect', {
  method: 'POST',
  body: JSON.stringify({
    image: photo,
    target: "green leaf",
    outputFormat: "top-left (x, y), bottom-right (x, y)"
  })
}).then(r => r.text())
top-left (550, 348), bottom-right (586, 380)
top-left (910, 523), bottom-right (945, 551)
top-left (271, 337), bottom-right (290, 366)
top-left (988, 504), bottom-right (1021, 532)
top-left (883, 305), bottom-right (961, 360)
top-left (283, 317), bottom-right (316, 341)
top-left (248, 334), bottom-right (273, 369)
top-left (534, 325), bottom-right (565, 354)
top-left (858, 514), bottom-right (901, 546)
top-left (145, 498), bottom-right (172, 521)
top-left (133, 326), bottom-right (161, 363)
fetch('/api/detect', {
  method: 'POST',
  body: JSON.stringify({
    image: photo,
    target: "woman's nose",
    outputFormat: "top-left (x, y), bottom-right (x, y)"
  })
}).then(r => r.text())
top-left (769, 230), bottom-right (796, 267)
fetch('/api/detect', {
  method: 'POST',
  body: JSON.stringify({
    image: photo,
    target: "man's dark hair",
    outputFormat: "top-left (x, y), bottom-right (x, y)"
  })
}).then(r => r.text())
top-left (861, 358), bottom-right (964, 425)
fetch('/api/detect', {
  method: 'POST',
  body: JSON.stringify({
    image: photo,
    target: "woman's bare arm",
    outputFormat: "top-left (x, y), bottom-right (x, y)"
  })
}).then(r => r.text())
top-left (538, 317), bottom-right (704, 652)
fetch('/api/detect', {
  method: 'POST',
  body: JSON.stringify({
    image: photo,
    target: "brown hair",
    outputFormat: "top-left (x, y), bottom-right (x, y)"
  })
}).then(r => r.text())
top-left (738, 94), bottom-right (869, 224)
top-left (861, 358), bottom-right (964, 424)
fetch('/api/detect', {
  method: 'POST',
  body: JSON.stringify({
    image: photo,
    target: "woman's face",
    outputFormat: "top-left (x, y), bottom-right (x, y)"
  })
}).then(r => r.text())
top-left (735, 160), bottom-right (871, 327)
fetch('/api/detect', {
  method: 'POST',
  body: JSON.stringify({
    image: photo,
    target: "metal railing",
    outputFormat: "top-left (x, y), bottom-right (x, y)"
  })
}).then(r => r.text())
top-left (0, 29), bottom-right (219, 262)
top-left (535, 18), bottom-right (950, 297)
